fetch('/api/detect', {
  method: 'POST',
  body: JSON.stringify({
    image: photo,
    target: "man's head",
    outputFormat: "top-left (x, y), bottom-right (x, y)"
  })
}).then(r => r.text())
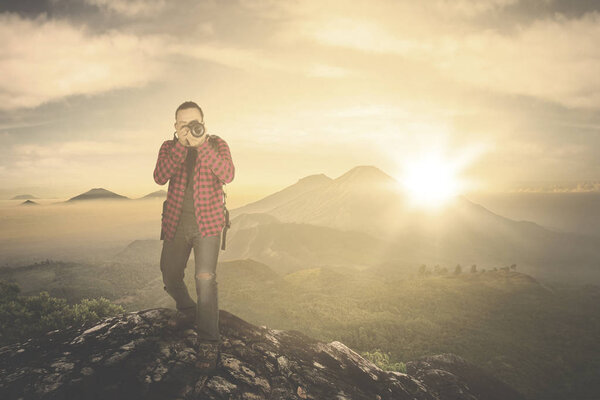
top-left (175, 101), bottom-right (203, 120)
top-left (174, 101), bottom-right (204, 133)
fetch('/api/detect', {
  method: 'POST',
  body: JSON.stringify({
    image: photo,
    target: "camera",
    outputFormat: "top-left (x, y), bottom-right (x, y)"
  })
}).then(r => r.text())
top-left (184, 120), bottom-right (205, 138)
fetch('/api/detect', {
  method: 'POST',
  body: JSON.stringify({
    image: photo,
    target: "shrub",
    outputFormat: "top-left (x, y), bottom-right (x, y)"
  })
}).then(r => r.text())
top-left (0, 280), bottom-right (124, 346)
top-left (361, 348), bottom-right (406, 373)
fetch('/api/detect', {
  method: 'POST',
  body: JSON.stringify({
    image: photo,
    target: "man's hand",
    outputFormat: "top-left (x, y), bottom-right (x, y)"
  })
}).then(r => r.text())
top-left (186, 131), bottom-right (208, 147)
top-left (176, 126), bottom-right (190, 146)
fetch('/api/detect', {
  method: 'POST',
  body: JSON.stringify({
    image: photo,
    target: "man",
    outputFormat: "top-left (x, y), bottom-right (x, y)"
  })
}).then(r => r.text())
top-left (153, 101), bottom-right (235, 370)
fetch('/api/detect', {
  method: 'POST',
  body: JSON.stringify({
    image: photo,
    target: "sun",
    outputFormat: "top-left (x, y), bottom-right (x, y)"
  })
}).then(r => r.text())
top-left (398, 152), bottom-right (465, 211)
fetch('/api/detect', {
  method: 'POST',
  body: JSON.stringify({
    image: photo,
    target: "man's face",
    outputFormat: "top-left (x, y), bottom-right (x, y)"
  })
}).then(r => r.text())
top-left (174, 107), bottom-right (203, 133)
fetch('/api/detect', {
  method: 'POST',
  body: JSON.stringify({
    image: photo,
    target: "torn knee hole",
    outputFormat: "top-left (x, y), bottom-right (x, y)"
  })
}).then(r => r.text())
top-left (196, 272), bottom-right (215, 280)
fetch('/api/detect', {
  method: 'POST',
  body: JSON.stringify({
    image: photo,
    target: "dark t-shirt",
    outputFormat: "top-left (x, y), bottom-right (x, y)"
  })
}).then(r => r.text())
top-left (181, 147), bottom-right (197, 215)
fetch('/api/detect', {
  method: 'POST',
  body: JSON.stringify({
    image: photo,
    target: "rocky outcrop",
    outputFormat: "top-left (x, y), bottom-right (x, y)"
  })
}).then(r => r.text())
top-left (406, 354), bottom-right (526, 400)
top-left (0, 308), bottom-right (524, 400)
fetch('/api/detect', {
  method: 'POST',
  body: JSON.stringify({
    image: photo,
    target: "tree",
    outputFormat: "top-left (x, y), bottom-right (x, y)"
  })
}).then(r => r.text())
top-left (0, 280), bottom-right (20, 302)
top-left (454, 264), bottom-right (462, 275)
top-left (470, 264), bottom-right (477, 273)
top-left (510, 263), bottom-right (517, 271)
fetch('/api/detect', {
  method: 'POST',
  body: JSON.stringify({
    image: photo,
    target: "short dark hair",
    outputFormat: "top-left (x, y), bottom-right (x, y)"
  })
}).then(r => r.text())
top-left (175, 101), bottom-right (204, 120)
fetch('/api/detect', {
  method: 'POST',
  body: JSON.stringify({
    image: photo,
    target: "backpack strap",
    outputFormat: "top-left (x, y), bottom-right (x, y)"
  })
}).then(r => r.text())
top-left (221, 188), bottom-right (231, 251)
top-left (208, 135), bottom-right (231, 251)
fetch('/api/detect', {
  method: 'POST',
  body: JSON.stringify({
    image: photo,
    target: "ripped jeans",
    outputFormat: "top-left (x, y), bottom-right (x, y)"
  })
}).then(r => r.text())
top-left (160, 211), bottom-right (221, 343)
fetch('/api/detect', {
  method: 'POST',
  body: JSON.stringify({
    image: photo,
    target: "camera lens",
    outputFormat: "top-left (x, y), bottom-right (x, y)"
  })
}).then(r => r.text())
top-left (187, 120), bottom-right (205, 138)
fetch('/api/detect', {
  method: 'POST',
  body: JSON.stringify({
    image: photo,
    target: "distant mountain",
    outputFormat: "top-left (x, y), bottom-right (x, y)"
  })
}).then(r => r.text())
top-left (11, 194), bottom-right (38, 200)
top-left (467, 191), bottom-right (600, 238)
top-left (67, 188), bottom-right (129, 202)
top-left (229, 165), bottom-right (600, 284)
top-left (266, 165), bottom-right (404, 237)
top-left (112, 239), bottom-right (162, 264)
top-left (112, 211), bottom-right (412, 276)
top-left (20, 200), bottom-right (39, 206)
top-left (229, 212), bottom-right (281, 230)
top-left (231, 165), bottom-right (404, 238)
top-left (222, 213), bottom-right (392, 275)
top-left (140, 190), bottom-right (167, 199)
top-left (218, 258), bottom-right (282, 286)
top-left (231, 173), bottom-right (332, 216)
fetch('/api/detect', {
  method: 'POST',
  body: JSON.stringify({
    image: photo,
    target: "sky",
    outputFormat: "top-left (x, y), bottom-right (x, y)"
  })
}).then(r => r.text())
top-left (1, 0), bottom-right (599, 203)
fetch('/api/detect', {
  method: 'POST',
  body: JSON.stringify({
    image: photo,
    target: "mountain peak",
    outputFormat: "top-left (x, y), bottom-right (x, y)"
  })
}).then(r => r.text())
top-left (296, 173), bottom-right (332, 185)
top-left (335, 165), bottom-right (397, 185)
top-left (88, 188), bottom-right (112, 194)
top-left (68, 188), bottom-right (129, 202)
top-left (0, 308), bottom-right (523, 399)
top-left (231, 174), bottom-right (332, 216)
top-left (142, 190), bottom-right (167, 199)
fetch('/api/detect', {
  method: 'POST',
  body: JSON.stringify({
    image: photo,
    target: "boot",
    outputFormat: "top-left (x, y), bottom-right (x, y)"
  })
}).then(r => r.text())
top-left (195, 341), bottom-right (220, 372)
top-left (167, 308), bottom-right (196, 329)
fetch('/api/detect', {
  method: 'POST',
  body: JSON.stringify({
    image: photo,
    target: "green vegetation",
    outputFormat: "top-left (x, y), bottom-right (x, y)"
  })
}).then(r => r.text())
top-left (360, 348), bottom-right (406, 373)
top-left (215, 265), bottom-right (600, 400)
top-left (0, 280), bottom-right (124, 346)
top-left (0, 260), bottom-right (158, 303)
top-left (2, 258), bottom-right (599, 400)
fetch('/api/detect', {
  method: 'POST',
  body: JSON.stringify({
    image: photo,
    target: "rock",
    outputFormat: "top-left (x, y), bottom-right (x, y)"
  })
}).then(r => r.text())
top-left (0, 308), bottom-right (524, 399)
top-left (406, 353), bottom-right (527, 400)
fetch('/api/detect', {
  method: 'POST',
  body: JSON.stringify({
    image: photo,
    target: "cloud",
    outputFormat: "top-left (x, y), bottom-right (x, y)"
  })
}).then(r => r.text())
top-left (83, 0), bottom-right (167, 17)
top-left (426, 0), bottom-right (521, 17)
top-left (510, 181), bottom-right (600, 193)
top-left (166, 42), bottom-right (289, 72)
top-left (304, 64), bottom-right (355, 78)
top-left (275, 1), bottom-right (600, 109)
top-left (1, 132), bottom-right (160, 192)
top-left (4, 128), bottom-right (159, 171)
top-left (13, 140), bottom-right (145, 157)
top-left (0, 10), bottom-right (353, 111)
top-left (437, 12), bottom-right (600, 109)
top-left (306, 18), bottom-right (433, 55)
top-left (0, 13), bottom-right (166, 110)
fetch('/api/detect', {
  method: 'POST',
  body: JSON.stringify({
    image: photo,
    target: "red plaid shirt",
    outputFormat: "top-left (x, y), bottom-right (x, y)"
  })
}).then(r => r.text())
top-left (153, 134), bottom-right (235, 241)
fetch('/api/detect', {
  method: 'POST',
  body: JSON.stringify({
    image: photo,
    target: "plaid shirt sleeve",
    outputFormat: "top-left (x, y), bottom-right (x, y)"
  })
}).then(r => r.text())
top-left (197, 135), bottom-right (235, 184)
top-left (153, 139), bottom-right (188, 185)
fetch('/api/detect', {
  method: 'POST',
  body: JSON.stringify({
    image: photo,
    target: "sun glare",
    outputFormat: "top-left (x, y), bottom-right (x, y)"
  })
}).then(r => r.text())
top-left (399, 152), bottom-right (464, 211)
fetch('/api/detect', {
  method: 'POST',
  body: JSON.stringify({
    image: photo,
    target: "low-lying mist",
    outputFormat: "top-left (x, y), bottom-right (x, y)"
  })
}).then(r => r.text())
top-left (0, 199), bottom-right (164, 266)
